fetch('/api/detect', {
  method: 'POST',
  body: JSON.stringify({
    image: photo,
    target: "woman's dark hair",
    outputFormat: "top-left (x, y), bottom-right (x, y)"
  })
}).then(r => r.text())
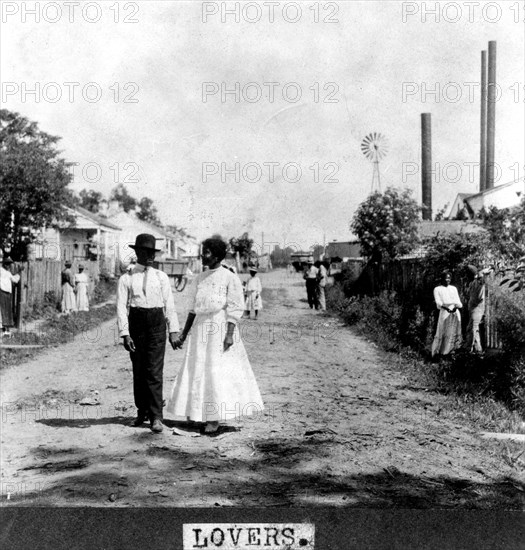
top-left (441, 270), bottom-right (452, 283)
top-left (314, 260), bottom-right (321, 268)
top-left (202, 235), bottom-right (228, 262)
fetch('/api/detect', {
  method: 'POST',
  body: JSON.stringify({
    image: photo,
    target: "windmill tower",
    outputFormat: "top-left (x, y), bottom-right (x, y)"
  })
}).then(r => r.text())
top-left (361, 133), bottom-right (388, 192)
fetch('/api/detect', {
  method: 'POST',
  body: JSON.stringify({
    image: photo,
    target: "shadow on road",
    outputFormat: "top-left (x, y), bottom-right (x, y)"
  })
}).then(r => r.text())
top-left (36, 416), bottom-right (131, 428)
top-left (10, 434), bottom-right (525, 508)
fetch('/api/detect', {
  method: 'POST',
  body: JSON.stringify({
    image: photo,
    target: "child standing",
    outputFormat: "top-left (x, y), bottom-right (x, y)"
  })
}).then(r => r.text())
top-left (243, 268), bottom-right (262, 320)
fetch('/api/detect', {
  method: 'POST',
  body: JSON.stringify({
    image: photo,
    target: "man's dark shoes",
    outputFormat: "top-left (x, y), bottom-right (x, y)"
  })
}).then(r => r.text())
top-left (151, 419), bottom-right (164, 433)
top-left (131, 411), bottom-right (148, 427)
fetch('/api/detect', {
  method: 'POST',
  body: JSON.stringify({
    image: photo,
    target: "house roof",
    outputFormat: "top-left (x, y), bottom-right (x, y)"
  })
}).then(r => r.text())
top-left (325, 241), bottom-right (362, 259)
top-left (64, 207), bottom-right (122, 231)
top-left (107, 210), bottom-right (187, 240)
top-left (462, 180), bottom-right (522, 203)
top-left (418, 220), bottom-right (486, 237)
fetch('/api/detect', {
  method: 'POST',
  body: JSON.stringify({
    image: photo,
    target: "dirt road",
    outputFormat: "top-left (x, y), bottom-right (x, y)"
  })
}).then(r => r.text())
top-left (1, 270), bottom-right (523, 508)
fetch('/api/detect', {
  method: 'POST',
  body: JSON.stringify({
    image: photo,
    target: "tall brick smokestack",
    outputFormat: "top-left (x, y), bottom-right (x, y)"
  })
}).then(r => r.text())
top-left (479, 50), bottom-right (487, 192)
top-left (486, 41), bottom-right (497, 189)
top-left (421, 113), bottom-right (432, 220)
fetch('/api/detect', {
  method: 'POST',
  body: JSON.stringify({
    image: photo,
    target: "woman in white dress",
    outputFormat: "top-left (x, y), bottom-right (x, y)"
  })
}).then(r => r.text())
top-left (61, 261), bottom-right (77, 314)
top-left (168, 236), bottom-right (264, 434)
top-left (243, 268), bottom-right (262, 320)
top-left (431, 271), bottom-right (463, 357)
top-left (74, 265), bottom-right (90, 312)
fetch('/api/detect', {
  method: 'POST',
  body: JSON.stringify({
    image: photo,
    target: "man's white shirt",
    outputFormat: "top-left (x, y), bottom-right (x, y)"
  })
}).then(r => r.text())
top-left (116, 263), bottom-right (179, 337)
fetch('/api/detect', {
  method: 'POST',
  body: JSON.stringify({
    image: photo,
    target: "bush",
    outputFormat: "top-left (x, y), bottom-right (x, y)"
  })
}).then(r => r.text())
top-left (328, 268), bottom-right (525, 416)
top-left (493, 287), bottom-right (525, 358)
top-left (92, 275), bottom-right (116, 304)
top-left (351, 187), bottom-right (420, 260)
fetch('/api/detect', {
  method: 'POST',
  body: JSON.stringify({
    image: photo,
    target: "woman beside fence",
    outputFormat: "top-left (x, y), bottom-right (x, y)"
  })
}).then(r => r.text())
top-left (0, 257), bottom-right (21, 336)
top-left (431, 271), bottom-right (463, 357)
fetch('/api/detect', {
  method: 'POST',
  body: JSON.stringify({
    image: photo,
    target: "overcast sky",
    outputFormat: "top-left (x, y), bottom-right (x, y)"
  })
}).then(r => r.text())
top-left (2, 1), bottom-right (524, 250)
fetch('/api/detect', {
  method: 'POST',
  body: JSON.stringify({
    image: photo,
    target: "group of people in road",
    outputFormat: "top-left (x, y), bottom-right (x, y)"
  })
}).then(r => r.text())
top-left (60, 261), bottom-right (90, 313)
top-left (116, 233), bottom-right (264, 435)
top-left (303, 258), bottom-right (328, 311)
top-left (431, 265), bottom-right (487, 358)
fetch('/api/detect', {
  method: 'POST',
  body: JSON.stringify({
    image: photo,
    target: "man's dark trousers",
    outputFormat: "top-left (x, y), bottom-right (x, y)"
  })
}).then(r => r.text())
top-left (128, 307), bottom-right (166, 420)
top-left (306, 279), bottom-right (319, 309)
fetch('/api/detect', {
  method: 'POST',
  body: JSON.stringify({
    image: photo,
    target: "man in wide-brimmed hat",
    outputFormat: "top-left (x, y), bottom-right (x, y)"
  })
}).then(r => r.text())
top-left (116, 233), bottom-right (180, 433)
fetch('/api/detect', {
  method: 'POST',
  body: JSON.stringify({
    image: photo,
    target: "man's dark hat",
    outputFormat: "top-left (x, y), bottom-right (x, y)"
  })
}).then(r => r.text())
top-left (129, 233), bottom-right (160, 252)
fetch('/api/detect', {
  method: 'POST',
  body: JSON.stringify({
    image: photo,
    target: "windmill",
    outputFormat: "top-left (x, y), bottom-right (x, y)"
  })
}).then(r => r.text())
top-left (361, 132), bottom-right (388, 192)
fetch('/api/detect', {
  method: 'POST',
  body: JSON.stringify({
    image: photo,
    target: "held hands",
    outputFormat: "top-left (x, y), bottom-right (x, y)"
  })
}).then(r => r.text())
top-left (169, 331), bottom-right (234, 351)
top-left (170, 332), bottom-right (185, 350)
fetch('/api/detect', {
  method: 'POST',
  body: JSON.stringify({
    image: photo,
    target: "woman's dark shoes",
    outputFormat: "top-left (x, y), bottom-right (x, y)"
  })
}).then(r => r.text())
top-left (151, 419), bottom-right (164, 433)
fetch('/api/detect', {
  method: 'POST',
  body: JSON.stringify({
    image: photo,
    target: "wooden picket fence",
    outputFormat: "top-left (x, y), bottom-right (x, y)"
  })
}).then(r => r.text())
top-left (11, 260), bottom-right (100, 324)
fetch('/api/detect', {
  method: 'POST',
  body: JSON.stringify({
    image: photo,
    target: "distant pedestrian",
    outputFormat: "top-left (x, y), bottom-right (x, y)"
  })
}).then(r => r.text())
top-left (75, 264), bottom-right (90, 312)
top-left (0, 257), bottom-right (21, 337)
top-left (431, 271), bottom-right (463, 357)
top-left (116, 233), bottom-right (180, 433)
top-left (303, 258), bottom-right (319, 310)
top-left (61, 261), bottom-right (77, 314)
top-left (244, 267), bottom-right (262, 320)
top-left (315, 260), bottom-right (328, 311)
top-left (465, 265), bottom-right (485, 354)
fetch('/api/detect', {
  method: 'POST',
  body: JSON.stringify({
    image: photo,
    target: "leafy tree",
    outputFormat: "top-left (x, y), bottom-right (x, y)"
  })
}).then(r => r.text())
top-left (270, 245), bottom-right (294, 267)
top-left (0, 109), bottom-right (75, 259)
top-left (434, 203), bottom-right (449, 221)
top-left (110, 183), bottom-right (137, 213)
top-left (79, 189), bottom-right (105, 213)
top-left (478, 202), bottom-right (525, 259)
top-left (229, 232), bottom-right (254, 260)
top-left (423, 233), bottom-right (491, 280)
top-left (351, 187), bottom-right (421, 261)
top-left (312, 244), bottom-right (325, 261)
top-left (136, 196), bottom-right (161, 226)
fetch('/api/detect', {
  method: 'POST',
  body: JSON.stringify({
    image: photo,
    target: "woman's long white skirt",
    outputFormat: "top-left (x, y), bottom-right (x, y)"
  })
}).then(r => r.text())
top-left (76, 283), bottom-right (89, 311)
top-left (431, 310), bottom-right (462, 356)
top-left (61, 284), bottom-right (76, 313)
top-left (167, 310), bottom-right (264, 422)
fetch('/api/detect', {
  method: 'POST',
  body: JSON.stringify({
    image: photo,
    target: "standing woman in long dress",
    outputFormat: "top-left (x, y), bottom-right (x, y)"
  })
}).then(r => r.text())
top-left (61, 261), bottom-right (77, 314)
top-left (0, 257), bottom-right (21, 337)
top-left (75, 264), bottom-right (90, 312)
top-left (431, 271), bottom-right (463, 357)
top-left (168, 236), bottom-right (264, 434)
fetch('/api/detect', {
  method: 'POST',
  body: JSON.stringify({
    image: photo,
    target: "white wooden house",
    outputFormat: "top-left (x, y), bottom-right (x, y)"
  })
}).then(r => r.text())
top-left (106, 210), bottom-right (188, 268)
top-left (448, 179), bottom-right (524, 219)
top-left (30, 207), bottom-right (122, 274)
